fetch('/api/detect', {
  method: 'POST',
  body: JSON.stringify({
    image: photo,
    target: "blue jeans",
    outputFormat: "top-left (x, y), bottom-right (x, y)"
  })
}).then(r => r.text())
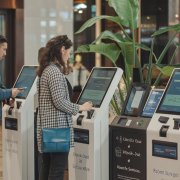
top-left (38, 152), bottom-right (68, 180)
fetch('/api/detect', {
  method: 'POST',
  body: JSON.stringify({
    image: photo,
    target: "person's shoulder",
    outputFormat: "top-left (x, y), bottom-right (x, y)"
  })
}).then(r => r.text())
top-left (45, 64), bottom-right (60, 73)
top-left (44, 64), bottom-right (63, 78)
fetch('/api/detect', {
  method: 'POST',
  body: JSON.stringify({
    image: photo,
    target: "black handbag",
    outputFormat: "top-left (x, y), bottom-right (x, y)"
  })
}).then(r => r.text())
top-left (38, 79), bottom-right (70, 153)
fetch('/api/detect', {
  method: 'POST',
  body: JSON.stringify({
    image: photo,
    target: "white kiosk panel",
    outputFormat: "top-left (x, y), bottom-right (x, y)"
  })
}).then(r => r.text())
top-left (2, 66), bottom-right (37, 180)
top-left (147, 69), bottom-right (180, 180)
top-left (69, 67), bottom-right (123, 180)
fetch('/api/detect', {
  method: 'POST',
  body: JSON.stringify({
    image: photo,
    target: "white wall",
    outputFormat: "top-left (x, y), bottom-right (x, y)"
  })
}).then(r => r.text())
top-left (24, 0), bottom-right (73, 65)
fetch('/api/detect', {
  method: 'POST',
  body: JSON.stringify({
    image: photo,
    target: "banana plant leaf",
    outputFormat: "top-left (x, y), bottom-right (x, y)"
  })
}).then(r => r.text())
top-left (117, 42), bottom-right (135, 86)
top-left (118, 42), bottom-right (134, 66)
top-left (92, 30), bottom-right (128, 44)
top-left (135, 43), bottom-right (158, 62)
top-left (155, 64), bottom-right (180, 77)
top-left (156, 33), bottom-right (177, 64)
top-left (108, 0), bottom-right (139, 29)
top-left (135, 43), bottom-right (151, 51)
top-left (75, 43), bottom-right (121, 65)
top-left (75, 16), bottom-right (123, 34)
top-left (152, 24), bottom-right (180, 37)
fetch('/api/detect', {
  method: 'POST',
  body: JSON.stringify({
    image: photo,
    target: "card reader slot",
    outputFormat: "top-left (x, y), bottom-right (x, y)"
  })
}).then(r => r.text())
top-left (8, 107), bottom-right (14, 115)
top-left (76, 115), bottom-right (84, 126)
top-left (117, 117), bottom-right (127, 126)
top-left (16, 101), bottom-right (22, 109)
top-left (87, 109), bottom-right (94, 119)
top-left (173, 118), bottom-right (180, 130)
top-left (159, 125), bottom-right (169, 137)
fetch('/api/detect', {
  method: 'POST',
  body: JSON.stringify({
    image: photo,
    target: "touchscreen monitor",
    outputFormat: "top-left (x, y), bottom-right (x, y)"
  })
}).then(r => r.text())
top-left (77, 68), bottom-right (117, 107)
top-left (141, 89), bottom-right (164, 118)
top-left (156, 69), bottom-right (180, 115)
top-left (122, 83), bottom-right (150, 116)
top-left (13, 66), bottom-right (37, 99)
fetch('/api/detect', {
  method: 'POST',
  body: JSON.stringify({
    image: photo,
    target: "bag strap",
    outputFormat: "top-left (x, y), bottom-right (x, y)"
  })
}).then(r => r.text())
top-left (38, 79), bottom-right (42, 129)
top-left (78, 66), bottom-right (81, 87)
top-left (38, 77), bottom-right (69, 129)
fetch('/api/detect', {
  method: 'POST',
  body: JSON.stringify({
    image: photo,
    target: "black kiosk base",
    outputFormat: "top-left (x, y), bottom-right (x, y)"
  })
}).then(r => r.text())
top-left (109, 116), bottom-right (150, 180)
top-left (109, 84), bottom-right (164, 180)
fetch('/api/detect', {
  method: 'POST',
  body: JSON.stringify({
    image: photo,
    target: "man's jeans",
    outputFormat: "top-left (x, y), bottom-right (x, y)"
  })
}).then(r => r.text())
top-left (38, 152), bottom-right (68, 180)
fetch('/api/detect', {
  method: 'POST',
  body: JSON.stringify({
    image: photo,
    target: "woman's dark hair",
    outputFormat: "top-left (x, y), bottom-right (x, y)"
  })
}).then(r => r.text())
top-left (37, 35), bottom-right (72, 77)
top-left (0, 35), bottom-right (8, 44)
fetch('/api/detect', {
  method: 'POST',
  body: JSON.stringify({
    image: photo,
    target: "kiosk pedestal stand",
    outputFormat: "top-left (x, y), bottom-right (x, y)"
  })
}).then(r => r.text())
top-left (110, 116), bottom-right (150, 180)
top-left (147, 69), bottom-right (180, 180)
top-left (69, 67), bottom-right (123, 180)
top-left (109, 84), bottom-right (164, 180)
top-left (109, 83), bottom-right (150, 180)
top-left (2, 66), bottom-right (37, 180)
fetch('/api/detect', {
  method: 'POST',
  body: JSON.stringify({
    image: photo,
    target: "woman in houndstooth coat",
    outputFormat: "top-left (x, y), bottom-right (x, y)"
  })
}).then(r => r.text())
top-left (37, 35), bottom-right (92, 180)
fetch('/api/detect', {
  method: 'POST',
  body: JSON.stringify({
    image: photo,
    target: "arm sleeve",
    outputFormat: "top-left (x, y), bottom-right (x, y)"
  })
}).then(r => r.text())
top-left (0, 75), bottom-right (6, 89)
top-left (48, 68), bottom-right (79, 115)
top-left (0, 88), bottom-right (12, 101)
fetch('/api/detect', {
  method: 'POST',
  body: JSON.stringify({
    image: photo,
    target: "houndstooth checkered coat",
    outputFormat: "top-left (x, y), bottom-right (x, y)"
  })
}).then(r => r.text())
top-left (37, 63), bottom-right (79, 153)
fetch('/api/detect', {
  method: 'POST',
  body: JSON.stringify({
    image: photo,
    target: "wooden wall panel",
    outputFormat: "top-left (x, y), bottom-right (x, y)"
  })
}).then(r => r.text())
top-left (0, 0), bottom-right (23, 9)
top-left (14, 9), bottom-right (24, 78)
top-left (0, 0), bottom-right (24, 86)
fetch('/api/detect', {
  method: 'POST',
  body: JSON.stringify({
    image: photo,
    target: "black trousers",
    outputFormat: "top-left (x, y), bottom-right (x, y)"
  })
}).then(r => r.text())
top-left (38, 152), bottom-right (68, 180)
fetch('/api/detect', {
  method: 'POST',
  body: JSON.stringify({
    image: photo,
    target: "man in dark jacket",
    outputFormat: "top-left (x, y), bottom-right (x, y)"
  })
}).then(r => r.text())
top-left (0, 35), bottom-right (22, 119)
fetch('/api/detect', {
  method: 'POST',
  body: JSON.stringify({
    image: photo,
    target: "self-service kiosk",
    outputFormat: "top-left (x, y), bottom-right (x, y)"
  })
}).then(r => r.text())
top-left (147, 69), bottom-right (180, 180)
top-left (2, 66), bottom-right (37, 180)
top-left (68, 67), bottom-right (123, 180)
top-left (109, 84), bottom-right (164, 180)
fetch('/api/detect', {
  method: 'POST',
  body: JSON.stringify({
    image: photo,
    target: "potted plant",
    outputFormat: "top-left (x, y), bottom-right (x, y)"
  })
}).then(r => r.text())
top-left (74, 0), bottom-right (180, 115)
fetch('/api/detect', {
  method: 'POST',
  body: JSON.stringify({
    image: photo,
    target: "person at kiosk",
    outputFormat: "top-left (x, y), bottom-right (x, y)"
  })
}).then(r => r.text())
top-left (0, 35), bottom-right (23, 119)
top-left (37, 35), bottom-right (93, 180)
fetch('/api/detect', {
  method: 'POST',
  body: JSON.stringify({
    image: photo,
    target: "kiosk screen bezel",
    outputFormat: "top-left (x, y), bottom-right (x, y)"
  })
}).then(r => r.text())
top-left (141, 89), bottom-right (164, 118)
top-left (13, 66), bottom-right (37, 99)
top-left (77, 68), bottom-right (117, 108)
top-left (156, 69), bottom-right (180, 115)
top-left (121, 83), bottom-right (150, 117)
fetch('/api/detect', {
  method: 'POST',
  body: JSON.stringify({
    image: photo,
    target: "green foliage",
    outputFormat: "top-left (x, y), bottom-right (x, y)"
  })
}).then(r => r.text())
top-left (74, 0), bottom-right (180, 115)
top-left (108, 0), bottom-right (139, 29)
